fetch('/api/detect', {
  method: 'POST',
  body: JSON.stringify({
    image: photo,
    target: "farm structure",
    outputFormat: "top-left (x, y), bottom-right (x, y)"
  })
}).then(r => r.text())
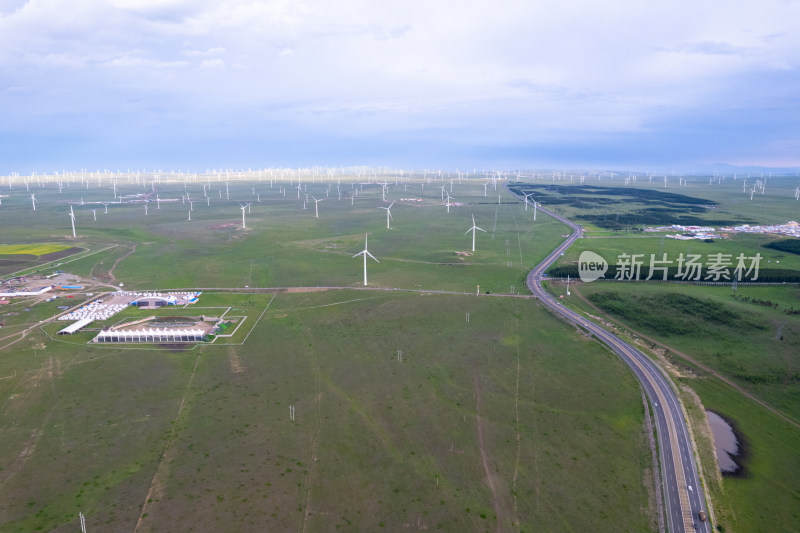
top-left (93, 328), bottom-right (205, 343)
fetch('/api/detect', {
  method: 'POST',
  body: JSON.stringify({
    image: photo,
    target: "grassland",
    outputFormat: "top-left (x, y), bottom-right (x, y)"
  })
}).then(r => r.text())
top-left (0, 182), bottom-right (565, 294)
top-left (550, 260), bottom-right (800, 532)
top-left (3, 172), bottom-right (799, 532)
top-left (0, 290), bottom-right (653, 532)
top-left (0, 176), bottom-right (661, 532)
top-left (510, 175), bottom-right (800, 532)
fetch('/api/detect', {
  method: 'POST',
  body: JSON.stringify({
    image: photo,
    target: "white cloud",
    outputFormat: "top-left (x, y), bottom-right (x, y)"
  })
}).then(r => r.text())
top-left (184, 47), bottom-right (226, 57)
top-left (199, 58), bottom-right (225, 69)
top-left (106, 56), bottom-right (190, 69)
top-left (0, 0), bottom-right (799, 167)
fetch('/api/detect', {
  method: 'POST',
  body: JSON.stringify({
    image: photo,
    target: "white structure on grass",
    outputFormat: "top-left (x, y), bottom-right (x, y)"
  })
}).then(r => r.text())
top-left (94, 328), bottom-right (205, 343)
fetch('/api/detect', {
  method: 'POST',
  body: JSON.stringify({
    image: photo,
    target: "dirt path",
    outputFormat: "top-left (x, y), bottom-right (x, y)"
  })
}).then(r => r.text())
top-left (473, 370), bottom-right (506, 533)
top-left (134, 351), bottom-right (202, 532)
top-left (0, 355), bottom-right (56, 491)
top-left (107, 243), bottom-right (136, 281)
top-left (571, 285), bottom-right (800, 429)
top-left (301, 330), bottom-right (323, 533)
top-left (227, 346), bottom-right (244, 373)
top-left (510, 315), bottom-right (522, 531)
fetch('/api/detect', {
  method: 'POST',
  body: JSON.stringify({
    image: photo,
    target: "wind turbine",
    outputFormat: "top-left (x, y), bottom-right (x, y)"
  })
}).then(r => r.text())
top-left (378, 202), bottom-right (394, 229)
top-left (464, 214), bottom-right (486, 252)
top-left (30, 193), bottom-right (37, 211)
top-left (353, 233), bottom-right (379, 286)
top-left (68, 205), bottom-right (76, 238)
top-left (523, 193), bottom-right (534, 210)
top-left (311, 196), bottom-right (322, 218)
top-left (445, 193), bottom-right (455, 213)
top-left (239, 202), bottom-right (251, 229)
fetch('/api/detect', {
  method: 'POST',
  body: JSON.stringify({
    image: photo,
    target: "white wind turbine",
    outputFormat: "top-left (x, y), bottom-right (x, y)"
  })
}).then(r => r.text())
top-left (445, 192), bottom-right (455, 213)
top-left (465, 214), bottom-right (486, 252)
top-left (378, 202), bottom-right (394, 229)
top-left (353, 233), bottom-right (379, 286)
top-left (523, 193), bottom-right (534, 210)
top-left (30, 193), bottom-right (38, 211)
top-left (68, 205), bottom-right (76, 237)
top-left (311, 195), bottom-right (322, 218)
top-left (239, 202), bottom-right (251, 229)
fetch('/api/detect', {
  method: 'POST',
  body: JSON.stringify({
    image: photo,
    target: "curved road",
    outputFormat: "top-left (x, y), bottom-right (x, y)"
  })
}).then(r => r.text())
top-left (520, 198), bottom-right (710, 532)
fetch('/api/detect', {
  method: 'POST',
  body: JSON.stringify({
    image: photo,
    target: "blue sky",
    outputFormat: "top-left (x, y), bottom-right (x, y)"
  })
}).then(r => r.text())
top-left (1, 0), bottom-right (799, 173)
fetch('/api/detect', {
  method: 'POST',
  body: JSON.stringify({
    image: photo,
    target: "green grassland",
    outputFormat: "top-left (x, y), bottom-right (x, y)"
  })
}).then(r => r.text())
top-left (0, 181), bottom-right (565, 294)
top-left (515, 175), bottom-right (800, 533)
top-left (562, 282), bottom-right (800, 421)
top-left (3, 173), bottom-right (799, 532)
top-left (550, 265), bottom-right (800, 533)
top-left (0, 291), bottom-right (653, 532)
top-left (0, 177), bottom-right (656, 532)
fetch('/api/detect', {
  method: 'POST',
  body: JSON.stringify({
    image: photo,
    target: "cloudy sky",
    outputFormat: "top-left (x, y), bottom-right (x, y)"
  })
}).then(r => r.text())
top-left (1, 0), bottom-right (799, 172)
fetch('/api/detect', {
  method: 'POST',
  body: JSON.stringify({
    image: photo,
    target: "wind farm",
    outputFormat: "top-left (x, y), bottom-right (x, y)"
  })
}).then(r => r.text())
top-left (3, 1), bottom-right (799, 531)
top-left (1, 167), bottom-right (799, 533)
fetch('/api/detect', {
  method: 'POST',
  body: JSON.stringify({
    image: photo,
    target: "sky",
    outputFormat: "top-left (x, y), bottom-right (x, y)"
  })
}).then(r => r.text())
top-left (1, 0), bottom-right (799, 173)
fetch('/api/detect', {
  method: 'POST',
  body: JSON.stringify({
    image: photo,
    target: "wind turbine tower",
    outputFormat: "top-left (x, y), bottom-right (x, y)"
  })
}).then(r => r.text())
top-left (523, 193), bottom-right (533, 210)
top-left (378, 203), bottom-right (394, 229)
top-left (311, 196), bottom-right (322, 218)
top-left (353, 233), bottom-right (379, 286)
top-left (68, 205), bottom-right (76, 238)
top-left (464, 214), bottom-right (486, 252)
top-left (239, 202), bottom-right (251, 229)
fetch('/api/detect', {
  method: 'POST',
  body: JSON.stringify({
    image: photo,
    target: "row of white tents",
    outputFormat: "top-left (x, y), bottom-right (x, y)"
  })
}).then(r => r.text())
top-left (58, 301), bottom-right (128, 321)
top-left (93, 328), bottom-right (205, 343)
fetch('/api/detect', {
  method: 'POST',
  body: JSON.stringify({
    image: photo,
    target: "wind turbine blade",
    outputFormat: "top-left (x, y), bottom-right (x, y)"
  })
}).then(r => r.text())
top-left (465, 228), bottom-right (473, 235)
top-left (476, 227), bottom-right (486, 232)
top-left (366, 251), bottom-right (379, 263)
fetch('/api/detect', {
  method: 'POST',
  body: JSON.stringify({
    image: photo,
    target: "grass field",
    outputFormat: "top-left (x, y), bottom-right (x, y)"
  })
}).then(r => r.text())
top-left (3, 171), bottom-right (800, 532)
top-left (549, 268), bottom-right (800, 532)
top-left (0, 291), bottom-right (653, 532)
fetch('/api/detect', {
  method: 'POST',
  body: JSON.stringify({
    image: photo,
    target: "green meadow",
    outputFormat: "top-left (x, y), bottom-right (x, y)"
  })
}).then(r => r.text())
top-left (0, 290), bottom-right (654, 532)
top-left (533, 175), bottom-right (800, 533)
top-left (1, 176), bottom-right (659, 532)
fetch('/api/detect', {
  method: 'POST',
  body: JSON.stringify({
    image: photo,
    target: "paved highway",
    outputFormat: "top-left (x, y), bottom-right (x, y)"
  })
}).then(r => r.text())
top-left (519, 197), bottom-right (710, 532)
